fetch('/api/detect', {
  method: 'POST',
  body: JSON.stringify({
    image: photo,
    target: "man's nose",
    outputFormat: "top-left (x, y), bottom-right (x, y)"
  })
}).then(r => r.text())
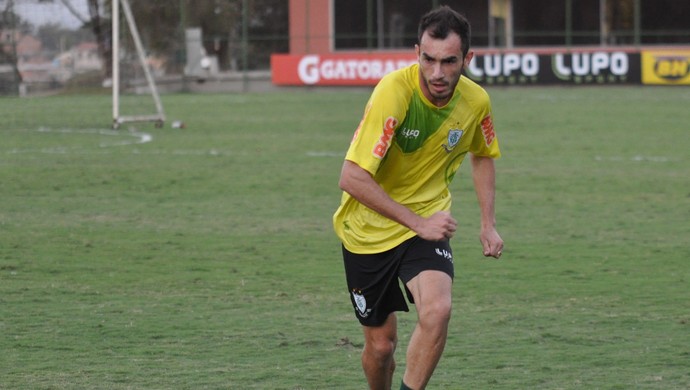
top-left (431, 63), bottom-right (444, 79)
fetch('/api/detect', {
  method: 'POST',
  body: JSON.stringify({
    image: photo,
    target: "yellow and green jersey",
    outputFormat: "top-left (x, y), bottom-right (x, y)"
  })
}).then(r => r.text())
top-left (333, 63), bottom-right (501, 254)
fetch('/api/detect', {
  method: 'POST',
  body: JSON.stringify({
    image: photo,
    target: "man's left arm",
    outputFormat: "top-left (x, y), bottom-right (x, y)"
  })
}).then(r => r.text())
top-left (470, 154), bottom-right (504, 259)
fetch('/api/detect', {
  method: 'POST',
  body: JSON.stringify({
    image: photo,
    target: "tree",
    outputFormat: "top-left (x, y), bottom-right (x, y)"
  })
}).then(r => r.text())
top-left (123, 0), bottom-right (288, 71)
top-left (3, 0), bottom-right (288, 82)
top-left (0, 0), bottom-right (31, 91)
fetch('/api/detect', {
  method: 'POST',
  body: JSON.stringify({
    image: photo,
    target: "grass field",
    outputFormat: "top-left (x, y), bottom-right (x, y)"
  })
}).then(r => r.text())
top-left (1, 86), bottom-right (688, 389)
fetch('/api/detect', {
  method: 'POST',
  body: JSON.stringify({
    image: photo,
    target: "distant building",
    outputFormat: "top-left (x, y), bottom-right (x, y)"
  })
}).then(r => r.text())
top-left (0, 30), bottom-right (53, 84)
top-left (54, 42), bottom-right (102, 72)
top-left (52, 41), bottom-right (103, 82)
top-left (16, 34), bottom-right (42, 61)
top-left (71, 41), bottom-right (102, 73)
top-left (288, 0), bottom-right (690, 53)
top-left (1, 29), bottom-right (105, 93)
top-left (17, 34), bottom-right (53, 83)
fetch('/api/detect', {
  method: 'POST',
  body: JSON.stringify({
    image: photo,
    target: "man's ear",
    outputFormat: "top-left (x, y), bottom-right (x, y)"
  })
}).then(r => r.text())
top-left (464, 51), bottom-right (474, 67)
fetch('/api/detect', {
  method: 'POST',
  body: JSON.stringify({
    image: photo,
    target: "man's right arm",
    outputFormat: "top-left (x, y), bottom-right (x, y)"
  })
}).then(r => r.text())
top-left (338, 160), bottom-right (456, 241)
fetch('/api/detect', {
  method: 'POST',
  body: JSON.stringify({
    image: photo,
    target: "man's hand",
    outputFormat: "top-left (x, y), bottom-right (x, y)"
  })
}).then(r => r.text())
top-left (415, 211), bottom-right (457, 241)
top-left (480, 226), bottom-right (503, 258)
top-left (339, 161), bottom-right (459, 243)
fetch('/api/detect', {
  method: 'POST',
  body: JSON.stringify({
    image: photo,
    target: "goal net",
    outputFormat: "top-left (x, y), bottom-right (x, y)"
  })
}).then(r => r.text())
top-left (111, 0), bottom-right (165, 129)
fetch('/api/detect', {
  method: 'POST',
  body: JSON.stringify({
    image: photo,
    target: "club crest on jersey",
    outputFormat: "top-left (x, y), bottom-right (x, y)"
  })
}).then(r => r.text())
top-left (442, 129), bottom-right (464, 152)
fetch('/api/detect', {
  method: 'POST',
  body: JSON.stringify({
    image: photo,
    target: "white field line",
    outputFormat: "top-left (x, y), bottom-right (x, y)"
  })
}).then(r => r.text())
top-left (594, 155), bottom-right (675, 163)
top-left (5, 127), bottom-right (344, 158)
top-left (36, 126), bottom-right (153, 148)
top-left (4, 127), bottom-right (238, 157)
top-left (305, 151), bottom-right (343, 157)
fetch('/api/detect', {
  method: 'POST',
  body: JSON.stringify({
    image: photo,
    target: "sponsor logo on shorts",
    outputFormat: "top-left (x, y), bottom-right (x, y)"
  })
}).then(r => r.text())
top-left (442, 129), bottom-right (464, 153)
top-left (352, 289), bottom-right (370, 318)
top-left (435, 248), bottom-right (453, 263)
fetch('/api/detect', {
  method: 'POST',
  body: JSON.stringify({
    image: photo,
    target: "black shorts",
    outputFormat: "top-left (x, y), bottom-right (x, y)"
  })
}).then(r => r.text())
top-left (342, 236), bottom-right (454, 327)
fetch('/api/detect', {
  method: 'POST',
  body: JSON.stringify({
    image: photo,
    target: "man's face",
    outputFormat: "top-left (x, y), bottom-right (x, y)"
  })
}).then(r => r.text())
top-left (415, 31), bottom-right (473, 106)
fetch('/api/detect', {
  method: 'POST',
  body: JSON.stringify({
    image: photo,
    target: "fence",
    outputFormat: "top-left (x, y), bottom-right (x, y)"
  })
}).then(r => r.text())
top-left (1, 0), bottom-right (689, 95)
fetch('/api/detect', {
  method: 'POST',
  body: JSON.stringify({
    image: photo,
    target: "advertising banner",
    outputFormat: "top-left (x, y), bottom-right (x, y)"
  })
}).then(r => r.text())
top-left (641, 50), bottom-right (690, 85)
top-left (466, 50), bottom-right (640, 85)
top-left (271, 48), bottom-right (689, 87)
top-left (271, 53), bottom-right (416, 86)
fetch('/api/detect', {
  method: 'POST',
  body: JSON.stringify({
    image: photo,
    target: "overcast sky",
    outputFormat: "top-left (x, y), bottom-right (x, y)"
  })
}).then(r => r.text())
top-left (14, 0), bottom-right (89, 30)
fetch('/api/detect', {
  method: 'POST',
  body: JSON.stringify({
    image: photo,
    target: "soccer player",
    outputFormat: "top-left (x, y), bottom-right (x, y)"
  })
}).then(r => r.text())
top-left (333, 6), bottom-right (504, 390)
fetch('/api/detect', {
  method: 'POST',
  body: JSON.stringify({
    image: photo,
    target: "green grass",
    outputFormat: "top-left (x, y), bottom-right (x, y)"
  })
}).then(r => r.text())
top-left (1, 86), bottom-right (688, 389)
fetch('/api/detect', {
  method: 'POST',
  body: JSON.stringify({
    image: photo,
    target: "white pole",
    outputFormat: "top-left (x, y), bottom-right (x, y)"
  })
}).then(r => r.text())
top-left (112, 0), bottom-right (120, 127)
top-left (120, 0), bottom-right (165, 121)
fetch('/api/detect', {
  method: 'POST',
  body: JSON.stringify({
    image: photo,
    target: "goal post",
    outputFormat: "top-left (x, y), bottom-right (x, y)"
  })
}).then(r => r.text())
top-left (112, 0), bottom-right (165, 129)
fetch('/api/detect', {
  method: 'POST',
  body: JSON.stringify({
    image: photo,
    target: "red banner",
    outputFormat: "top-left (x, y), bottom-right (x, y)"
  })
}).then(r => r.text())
top-left (271, 53), bottom-right (416, 86)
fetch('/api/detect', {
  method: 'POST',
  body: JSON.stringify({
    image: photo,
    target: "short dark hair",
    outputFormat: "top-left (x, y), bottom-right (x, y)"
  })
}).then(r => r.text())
top-left (417, 5), bottom-right (471, 57)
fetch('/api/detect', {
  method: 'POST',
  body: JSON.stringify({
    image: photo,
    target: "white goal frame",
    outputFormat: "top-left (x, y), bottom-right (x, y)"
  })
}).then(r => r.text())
top-left (112, 0), bottom-right (165, 129)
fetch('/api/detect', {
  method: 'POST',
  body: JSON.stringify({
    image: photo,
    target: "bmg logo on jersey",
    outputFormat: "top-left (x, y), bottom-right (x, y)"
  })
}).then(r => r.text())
top-left (481, 116), bottom-right (496, 146)
top-left (372, 116), bottom-right (399, 158)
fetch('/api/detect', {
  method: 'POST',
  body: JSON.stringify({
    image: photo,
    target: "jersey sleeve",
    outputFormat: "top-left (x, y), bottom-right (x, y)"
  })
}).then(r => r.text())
top-left (344, 72), bottom-right (412, 175)
top-left (469, 92), bottom-right (501, 159)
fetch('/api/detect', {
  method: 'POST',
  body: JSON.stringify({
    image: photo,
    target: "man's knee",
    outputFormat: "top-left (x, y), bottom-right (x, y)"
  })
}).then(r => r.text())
top-left (363, 316), bottom-right (398, 361)
top-left (418, 298), bottom-right (452, 328)
top-left (364, 331), bottom-right (398, 360)
top-left (408, 271), bottom-right (453, 327)
top-left (367, 339), bottom-right (396, 362)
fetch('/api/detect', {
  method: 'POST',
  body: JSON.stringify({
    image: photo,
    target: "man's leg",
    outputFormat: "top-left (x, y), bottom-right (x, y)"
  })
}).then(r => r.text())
top-left (402, 270), bottom-right (453, 389)
top-left (362, 312), bottom-right (398, 390)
